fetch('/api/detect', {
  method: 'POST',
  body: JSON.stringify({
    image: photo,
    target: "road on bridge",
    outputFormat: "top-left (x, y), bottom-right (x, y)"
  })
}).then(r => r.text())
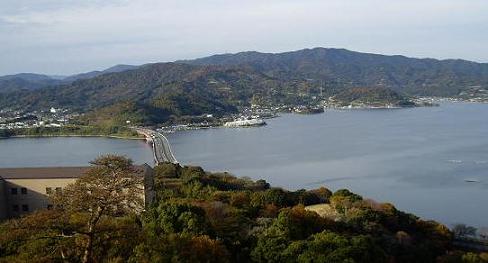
top-left (136, 128), bottom-right (178, 165)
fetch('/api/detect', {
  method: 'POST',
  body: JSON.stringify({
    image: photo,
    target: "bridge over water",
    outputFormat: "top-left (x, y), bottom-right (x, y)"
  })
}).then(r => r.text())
top-left (136, 128), bottom-right (178, 165)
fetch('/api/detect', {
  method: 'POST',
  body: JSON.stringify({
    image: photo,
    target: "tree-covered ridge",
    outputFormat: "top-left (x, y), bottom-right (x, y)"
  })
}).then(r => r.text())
top-left (0, 65), bottom-right (140, 93)
top-left (2, 48), bottom-right (488, 126)
top-left (1, 157), bottom-right (485, 263)
top-left (330, 87), bottom-right (415, 107)
top-left (0, 62), bottom-right (324, 124)
top-left (0, 73), bottom-right (60, 93)
top-left (184, 48), bottom-right (488, 96)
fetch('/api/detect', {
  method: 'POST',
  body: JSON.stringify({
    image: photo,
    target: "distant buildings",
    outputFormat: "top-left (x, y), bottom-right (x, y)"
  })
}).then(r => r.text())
top-left (0, 165), bottom-right (155, 220)
top-left (0, 107), bottom-right (77, 130)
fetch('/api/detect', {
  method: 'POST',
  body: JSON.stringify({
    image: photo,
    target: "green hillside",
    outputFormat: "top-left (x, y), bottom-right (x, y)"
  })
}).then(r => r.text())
top-left (184, 48), bottom-right (488, 96)
top-left (330, 87), bottom-right (415, 107)
top-left (2, 48), bottom-right (488, 125)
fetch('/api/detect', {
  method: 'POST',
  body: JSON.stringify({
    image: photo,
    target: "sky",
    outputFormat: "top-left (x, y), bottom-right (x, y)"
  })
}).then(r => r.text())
top-left (1, 0), bottom-right (488, 76)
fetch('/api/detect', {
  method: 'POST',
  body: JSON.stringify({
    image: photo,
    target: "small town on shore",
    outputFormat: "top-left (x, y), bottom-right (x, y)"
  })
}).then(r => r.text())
top-left (1, 94), bottom-right (485, 134)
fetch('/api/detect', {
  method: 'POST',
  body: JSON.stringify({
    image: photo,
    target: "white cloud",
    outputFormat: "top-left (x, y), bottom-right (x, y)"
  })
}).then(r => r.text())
top-left (1, 0), bottom-right (488, 75)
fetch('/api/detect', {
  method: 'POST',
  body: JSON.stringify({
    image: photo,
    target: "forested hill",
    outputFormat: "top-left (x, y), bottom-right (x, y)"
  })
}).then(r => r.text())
top-left (0, 64), bottom-right (138, 93)
top-left (182, 48), bottom-right (488, 96)
top-left (330, 87), bottom-right (415, 107)
top-left (0, 62), bottom-right (322, 123)
top-left (0, 73), bottom-right (60, 93)
top-left (2, 48), bottom-right (488, 125)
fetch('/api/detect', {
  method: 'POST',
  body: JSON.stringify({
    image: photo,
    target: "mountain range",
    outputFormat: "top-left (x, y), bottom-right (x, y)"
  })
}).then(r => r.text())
top-left (0, 64), bottom-right (139, 93)
top-left (1, 48), bottom-right (487, 124)
top-left (182, 48), bottom-right (488, 96)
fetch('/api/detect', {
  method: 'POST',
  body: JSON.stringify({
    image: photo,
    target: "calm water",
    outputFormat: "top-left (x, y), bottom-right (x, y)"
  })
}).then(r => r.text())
top-left (167, 102), bottom-right (488, 227)
top-left (0, 137), bottom-right (155, 167)
top-left (0, 103), bottom-right (486, 227)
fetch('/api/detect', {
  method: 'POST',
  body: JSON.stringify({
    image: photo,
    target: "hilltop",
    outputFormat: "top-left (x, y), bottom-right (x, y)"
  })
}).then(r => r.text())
top-left (182, 48), bottom-right (488, 96)
top-left (0, 73), bottom-right (60, 93)
top-left (0, 65), bottom-right (138, 93)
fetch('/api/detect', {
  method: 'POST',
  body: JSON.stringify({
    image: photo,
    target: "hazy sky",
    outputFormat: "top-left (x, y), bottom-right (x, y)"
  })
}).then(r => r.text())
top-left (1, 0), bottom-right (488, 75)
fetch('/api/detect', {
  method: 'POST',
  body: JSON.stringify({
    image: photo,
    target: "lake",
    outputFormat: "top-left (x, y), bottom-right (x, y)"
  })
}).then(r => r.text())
top-left (0, 102), bottom-right (486, 227)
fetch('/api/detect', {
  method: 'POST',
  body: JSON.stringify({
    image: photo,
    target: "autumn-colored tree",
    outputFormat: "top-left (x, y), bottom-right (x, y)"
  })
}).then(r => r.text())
top-left (309, 187), bottom-right (333, 203)
top-left (131, 233), bottom-right (230, 263)
top-left (0, 209), bottom-right (78, 262)
top-left (51, 154), bottom-right (144, 263)
top-left (330, 189), bottom-right (363, 215)
top-left (154, 162), bottom-right (181, 180)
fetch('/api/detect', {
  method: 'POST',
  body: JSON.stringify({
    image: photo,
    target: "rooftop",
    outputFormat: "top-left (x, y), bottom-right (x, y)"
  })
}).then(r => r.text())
top-left (0, 164), bottom-right (152, 180)
top-left (0, 167), bottom-right (89, 179)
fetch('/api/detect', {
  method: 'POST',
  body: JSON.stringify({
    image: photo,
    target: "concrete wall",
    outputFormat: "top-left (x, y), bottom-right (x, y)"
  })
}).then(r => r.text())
top-left (0, 179), bottom-right (7, 220)
top-left (4, 178), bottom-right (77, 218)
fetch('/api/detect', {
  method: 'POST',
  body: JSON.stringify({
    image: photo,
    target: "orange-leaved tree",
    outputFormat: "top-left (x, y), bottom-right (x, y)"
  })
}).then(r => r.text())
top-left (51, 154), bottom-right (144, 263)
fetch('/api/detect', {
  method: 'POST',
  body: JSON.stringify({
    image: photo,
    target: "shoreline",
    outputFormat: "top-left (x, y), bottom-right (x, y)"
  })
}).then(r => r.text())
top-left (0, 134), bottom-right (146, 140)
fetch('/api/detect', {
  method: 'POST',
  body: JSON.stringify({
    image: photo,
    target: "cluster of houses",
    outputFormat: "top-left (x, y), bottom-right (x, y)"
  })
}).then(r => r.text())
top-left (0, 108), bottom-right (77, 130)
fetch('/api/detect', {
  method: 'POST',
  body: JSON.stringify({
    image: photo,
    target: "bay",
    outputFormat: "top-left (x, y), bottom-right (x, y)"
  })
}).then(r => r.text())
top-left (0, 102), bottom-right (487, 227)
top-left (168, 102), bottom-right (488, 227)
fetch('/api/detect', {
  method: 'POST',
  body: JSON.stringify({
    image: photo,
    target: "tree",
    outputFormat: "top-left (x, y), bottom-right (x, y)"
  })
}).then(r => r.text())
top-left (0, 210), bottom-right (79, 262)
top-left (273, 206), bottom-right (329, 240)
top-left (181, 166), bottom-right (206, 182)
top-left (479, 227), bottom-right (488, 240)
top-left (51, 154), bottom-right (144, 263)
top-left (251, 225), bottom-right (290, 263)
top-left (130, 233), bottom-right (230, 263)
top-left (452, 224), bottom-right (477, 238)
top-left (309, 187), bottom-right (333, 203)
top-left (282, 231), bottom-right (386, 263)
top-left (462, 252), bottom-right (485, 263)
top-left (330, 189), bottom-right (363, 215)
top-left (255, 179), bottom-right (271, 190)
top-left (261, 188), bottom-right (291, 207)
top-left (142, 202), bottom-right (210, 236)
top-left (154, 162), bottom-right (181, 179)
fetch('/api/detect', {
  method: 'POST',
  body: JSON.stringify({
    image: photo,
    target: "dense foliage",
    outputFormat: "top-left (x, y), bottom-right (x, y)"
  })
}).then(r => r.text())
top-left (330, 87), bottom-right (415, 107)
top-left (0, 125), bottom-right (141, 138)
top-left (185, 48), bottom-right (488, 96)
top-left (1, 158), bottom-right (484, 262)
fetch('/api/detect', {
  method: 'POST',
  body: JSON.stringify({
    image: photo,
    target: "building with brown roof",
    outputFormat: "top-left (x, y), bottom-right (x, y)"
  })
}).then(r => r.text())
top-left (0, 165), bottom-right (155, 220)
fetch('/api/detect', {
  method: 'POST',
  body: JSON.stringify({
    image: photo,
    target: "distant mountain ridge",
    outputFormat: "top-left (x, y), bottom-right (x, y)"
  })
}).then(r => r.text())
top-left (0, 73), bottom-right (60, 93)
top-left (181, 48), bottom-right (488, 96)
top-left (0, 73), bottom-right (54, 82)
top-left (1, 47), bottom-right (488, 124)
top-left (0, 64), bottom-right (139, 93)
top-left (62, 64), bottom-right (139, 82)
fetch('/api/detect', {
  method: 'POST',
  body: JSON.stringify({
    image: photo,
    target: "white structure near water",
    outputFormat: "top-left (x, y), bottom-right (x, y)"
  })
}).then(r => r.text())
top-left (224, 118), bottom-right (266, 128)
